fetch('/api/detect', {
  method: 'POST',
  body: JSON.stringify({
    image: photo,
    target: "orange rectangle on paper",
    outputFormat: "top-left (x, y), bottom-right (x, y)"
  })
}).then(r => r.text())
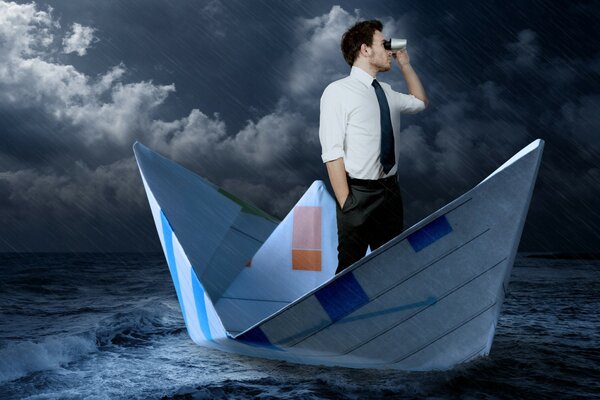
top-left (292, 249), bottom-right (321, 271)
top-left (292, 206), bottom-right (321, 250)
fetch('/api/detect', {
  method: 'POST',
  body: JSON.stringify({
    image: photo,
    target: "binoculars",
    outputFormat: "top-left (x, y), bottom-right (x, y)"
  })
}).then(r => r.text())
top-left (383, 38), bottom-right (407, 51)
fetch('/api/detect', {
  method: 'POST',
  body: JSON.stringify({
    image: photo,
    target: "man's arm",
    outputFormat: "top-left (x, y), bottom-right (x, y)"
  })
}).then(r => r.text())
top-left (326, 157), bottom-right (349, 208)
top-left (395, 49), bottom-right (428, 107)
top-left (319, 84), bottom-right (349, 208)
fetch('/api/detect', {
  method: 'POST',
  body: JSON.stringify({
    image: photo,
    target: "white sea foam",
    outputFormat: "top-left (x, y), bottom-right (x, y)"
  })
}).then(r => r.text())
top-left (0, 335), bottom-right (97, 383)
top-left (0, 302), bottom-right (179, 384)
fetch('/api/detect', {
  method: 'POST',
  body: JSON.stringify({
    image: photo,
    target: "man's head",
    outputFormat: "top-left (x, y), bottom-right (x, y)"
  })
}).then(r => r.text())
top-left (341, 20), bottom-right (392, 73)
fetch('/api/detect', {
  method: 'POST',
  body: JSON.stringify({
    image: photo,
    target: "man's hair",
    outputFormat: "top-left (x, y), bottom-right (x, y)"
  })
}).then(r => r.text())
top-left (340, 20), bottom-right (383, 67)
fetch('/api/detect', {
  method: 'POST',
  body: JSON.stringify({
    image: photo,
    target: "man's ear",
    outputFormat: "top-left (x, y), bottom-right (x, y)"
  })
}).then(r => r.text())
top-left (360, 43), bottom-right (371, 57)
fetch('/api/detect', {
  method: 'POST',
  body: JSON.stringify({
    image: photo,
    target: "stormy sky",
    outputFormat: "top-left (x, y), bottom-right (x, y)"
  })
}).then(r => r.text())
top-left (0, 0), bottom-right (598, 252)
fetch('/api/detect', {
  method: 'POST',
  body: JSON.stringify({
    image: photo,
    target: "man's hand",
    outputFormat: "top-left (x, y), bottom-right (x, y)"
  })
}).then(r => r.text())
top-left (395, 48), bottom-right (428, 107)
top-left (326, 158), bottom-right (350, 208)
top-left (394, 48), bottom-right (410, 67)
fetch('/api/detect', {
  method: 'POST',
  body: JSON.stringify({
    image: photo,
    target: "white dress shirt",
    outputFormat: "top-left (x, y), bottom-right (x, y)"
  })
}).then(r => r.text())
top-left (319, 66), bottom-right (425, 180)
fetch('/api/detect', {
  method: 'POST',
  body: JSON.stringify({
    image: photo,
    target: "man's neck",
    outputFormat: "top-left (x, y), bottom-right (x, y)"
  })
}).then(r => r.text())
top-left (352, 60), bottom-right (377, 78)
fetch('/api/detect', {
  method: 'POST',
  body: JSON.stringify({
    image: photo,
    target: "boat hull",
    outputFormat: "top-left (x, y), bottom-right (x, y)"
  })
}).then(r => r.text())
top-left (133, 139), bottom-right (544, 370)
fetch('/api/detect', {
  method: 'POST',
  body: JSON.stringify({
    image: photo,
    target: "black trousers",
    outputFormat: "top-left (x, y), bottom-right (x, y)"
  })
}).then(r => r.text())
top-left (335, 175), bottom-right (404, 274)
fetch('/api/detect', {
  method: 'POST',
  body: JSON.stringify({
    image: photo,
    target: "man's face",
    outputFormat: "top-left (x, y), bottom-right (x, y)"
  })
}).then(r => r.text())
top-left (368, 30), bottom-right (392, 72)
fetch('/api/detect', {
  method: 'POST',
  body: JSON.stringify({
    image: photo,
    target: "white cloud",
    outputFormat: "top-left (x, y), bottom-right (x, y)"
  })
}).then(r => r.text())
top-left (0, 2), bottom-right (175, 146)
top-left (0, 0), bottom-right (326, 220)
top-left (0, 1), bottom-right (55, 61)
top-left (0, 0), bottom-right (317, 166)
top-left (68, 80), bottom-right (175, 145)
top-left (287, 6), bottom-right (357, 100)
top-left (149, 104), bottom-right (316, 181)
top-left (224, 108), bottom-right (312, 167)
top-left (62, 23), bottom-right (96, 56)
top-left (149, 108), bottom-right (228, 166)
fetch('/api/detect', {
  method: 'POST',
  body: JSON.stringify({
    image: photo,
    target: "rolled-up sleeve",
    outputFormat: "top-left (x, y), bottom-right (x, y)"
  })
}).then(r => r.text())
top-left (319, 85), bottom-right (346, 163)
top-left (394, 93), bottom-right (426, 114)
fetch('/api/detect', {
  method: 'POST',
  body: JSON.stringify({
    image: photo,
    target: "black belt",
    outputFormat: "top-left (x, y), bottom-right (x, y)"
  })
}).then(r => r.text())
top-left (348, 175), bottom-right (396, 188)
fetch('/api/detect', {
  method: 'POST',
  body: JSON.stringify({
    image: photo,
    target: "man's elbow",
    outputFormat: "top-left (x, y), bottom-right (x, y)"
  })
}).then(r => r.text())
top-left (321, 148), bottom-right (345, 164)
top-left (418, 95), bottom-right (429, 109)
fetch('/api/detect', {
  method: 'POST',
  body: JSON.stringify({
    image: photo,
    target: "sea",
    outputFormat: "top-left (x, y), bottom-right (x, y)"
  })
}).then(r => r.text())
top-left (0, 252), bottom-right (598, 400)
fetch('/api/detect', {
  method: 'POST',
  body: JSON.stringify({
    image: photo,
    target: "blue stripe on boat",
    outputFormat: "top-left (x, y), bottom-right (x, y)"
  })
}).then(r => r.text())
top-left (161, 211), bottom-right (188, 326)
top-left (315, 273), bottom-right (369, 322)
top-left (191, 268), bottom-right (212, 341)
top-left (408, 215), bottom-right (453, 252)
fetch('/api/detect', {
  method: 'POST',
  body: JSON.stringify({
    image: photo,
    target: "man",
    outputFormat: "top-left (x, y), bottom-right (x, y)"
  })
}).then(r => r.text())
top-left (319, 20), bottom-right (428, 274)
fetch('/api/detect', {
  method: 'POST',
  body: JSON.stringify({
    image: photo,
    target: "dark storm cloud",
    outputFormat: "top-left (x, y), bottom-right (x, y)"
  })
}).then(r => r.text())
top-left (0, 0), bottom-right (334, 249)
top-left (0, 0), bottom-right (598, 251)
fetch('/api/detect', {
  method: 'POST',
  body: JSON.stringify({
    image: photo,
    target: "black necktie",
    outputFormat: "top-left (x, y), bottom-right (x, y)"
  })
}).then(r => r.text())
top-left (372, 79), bottom-right (394, 174)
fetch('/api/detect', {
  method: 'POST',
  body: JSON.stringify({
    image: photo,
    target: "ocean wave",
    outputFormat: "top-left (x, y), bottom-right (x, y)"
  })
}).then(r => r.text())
top-left (0, 334), bottom-right (97, 383)
top-left (161, 375), bottom-right (428, 400)
top-left (0, 300), bottom-right (184, 383)
top-left (94, 301), bottom-right (184, 347)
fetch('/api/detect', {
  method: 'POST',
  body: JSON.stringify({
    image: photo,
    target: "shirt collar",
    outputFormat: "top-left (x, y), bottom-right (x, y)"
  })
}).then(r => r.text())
top-left (350, 66), bottom-right (375, 88)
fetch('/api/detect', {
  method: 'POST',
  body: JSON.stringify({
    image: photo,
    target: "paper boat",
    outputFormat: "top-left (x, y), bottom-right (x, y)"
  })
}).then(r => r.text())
top-left (133, 139), bottom-right (543, 370)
